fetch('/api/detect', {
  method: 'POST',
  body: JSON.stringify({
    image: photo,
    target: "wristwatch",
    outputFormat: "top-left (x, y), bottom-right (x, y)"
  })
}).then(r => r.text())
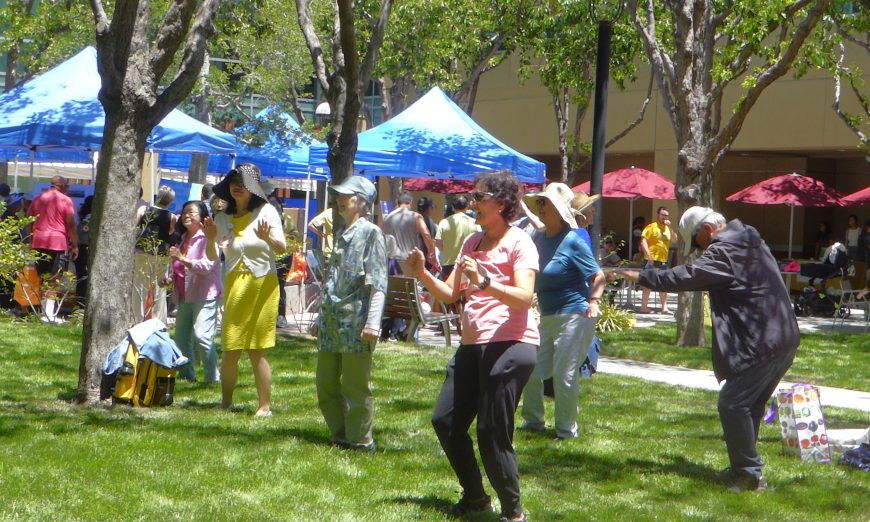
top-left (477, 274), bottom-right (491, 290)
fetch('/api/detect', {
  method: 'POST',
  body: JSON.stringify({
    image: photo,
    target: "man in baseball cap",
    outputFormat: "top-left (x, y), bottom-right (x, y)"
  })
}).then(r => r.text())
top-left (619, 206), bottom-right (799, 492)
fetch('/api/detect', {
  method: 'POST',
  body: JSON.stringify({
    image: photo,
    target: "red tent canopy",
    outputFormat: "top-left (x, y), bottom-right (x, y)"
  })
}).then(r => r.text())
top-left (403, 177), bottom-right (543, 194)
top-left (842, 186), bottom-right (870, 206)
top-left (572, 167), bottom-right (675, 200)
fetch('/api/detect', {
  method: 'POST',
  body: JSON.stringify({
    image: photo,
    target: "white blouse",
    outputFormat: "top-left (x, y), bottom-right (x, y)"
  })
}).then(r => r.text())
top-left (215, 203), bottom-right (286, 278)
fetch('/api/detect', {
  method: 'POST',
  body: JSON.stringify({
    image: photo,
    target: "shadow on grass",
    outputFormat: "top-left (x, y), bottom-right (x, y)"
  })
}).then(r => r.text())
top-left (389, 494), bottom-right (495, 521)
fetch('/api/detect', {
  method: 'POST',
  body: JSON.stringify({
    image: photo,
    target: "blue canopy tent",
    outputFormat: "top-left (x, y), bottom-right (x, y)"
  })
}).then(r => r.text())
top-left (0, 46), bottom-right (237, 183)
top-left (159, 107), bottom-right (325, 181)
top-left (308, 86), bottom-right (546, 183)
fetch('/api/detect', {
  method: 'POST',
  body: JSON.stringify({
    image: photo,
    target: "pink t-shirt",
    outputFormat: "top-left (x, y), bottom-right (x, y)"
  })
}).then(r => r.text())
top-left (28, 189), bottom-right (74, 252)
top-left (459, 226), bottom-right (540, 346)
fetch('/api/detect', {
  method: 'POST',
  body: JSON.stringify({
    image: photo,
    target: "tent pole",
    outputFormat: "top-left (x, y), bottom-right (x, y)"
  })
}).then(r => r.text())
top-left (29, 147), bottom-right (35, 183)
top-left (13, 153), bottom-right (19, 190)
top-left (788, 205), bottom-right (794, 259)
top-left (299, 167), bottom-right (313, 324)
top-left (90, 151), bottom-right (96, 182)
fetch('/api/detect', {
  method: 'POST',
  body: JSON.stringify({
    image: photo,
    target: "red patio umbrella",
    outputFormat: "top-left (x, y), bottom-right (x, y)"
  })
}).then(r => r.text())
top-left (842, 186), bottom-right (870, 206)
top-left (573, 167), bottom-right (676, 259)
top-left (726, 172), bottom-right (845, 259)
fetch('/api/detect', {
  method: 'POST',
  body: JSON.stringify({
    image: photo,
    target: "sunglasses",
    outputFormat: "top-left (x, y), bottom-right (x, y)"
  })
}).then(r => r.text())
top-left (470, 191), bottom-right (494, 202)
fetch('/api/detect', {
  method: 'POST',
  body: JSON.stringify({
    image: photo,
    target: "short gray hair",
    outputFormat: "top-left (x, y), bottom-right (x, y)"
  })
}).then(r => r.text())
top-left (155, 185), bottom-right (176, 207)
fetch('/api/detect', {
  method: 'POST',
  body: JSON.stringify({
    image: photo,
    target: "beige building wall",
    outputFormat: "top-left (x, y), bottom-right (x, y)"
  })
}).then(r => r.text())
top-left (467, 47), bottom-right (870, 258)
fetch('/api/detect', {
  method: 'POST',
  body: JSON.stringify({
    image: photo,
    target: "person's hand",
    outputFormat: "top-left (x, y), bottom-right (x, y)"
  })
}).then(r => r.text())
top-left (255, 219), bottom-right (271, 242)
top-left (619, 268), bottom-right (641, 283)
top-left (168, 246), bottom-right (181, 259)
top-left (407, 248), bottom-right (426, 277)
top-left (586, 300), bottom-right (601, 318)
top-left (459, 254), bottom-right (482, 286)
top-left (644, 260), bottom-right (654, 269)
top-left (71, 245), bottom-right (79, 261)
top-left (202, 217), bottom-right (218, 241)
top-left (361, 327), bottom-right (379, 342)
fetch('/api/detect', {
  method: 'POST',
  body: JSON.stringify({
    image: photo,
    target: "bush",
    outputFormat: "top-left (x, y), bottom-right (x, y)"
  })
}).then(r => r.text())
top-left (595, 296), bottom-right (635, 332)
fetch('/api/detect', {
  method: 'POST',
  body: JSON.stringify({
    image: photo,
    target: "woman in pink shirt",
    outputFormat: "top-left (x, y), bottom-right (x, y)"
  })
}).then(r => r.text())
top-left (407, 170), bottom-right (538, 522)
top-left (169, 200), bottom-right (223, 383)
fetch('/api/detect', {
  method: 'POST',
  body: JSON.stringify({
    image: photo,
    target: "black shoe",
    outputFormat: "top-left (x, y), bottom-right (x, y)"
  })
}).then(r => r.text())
top-left (498, 514), bottom-right (527, 522)
top-left (713, 467), bottom-right (737, 484)
top-left (348, 441), bottom-right (376, 454)
top-left (726, 472), bottom-right (769, 492)
top-left (450, 494), bottom-right (492, 516)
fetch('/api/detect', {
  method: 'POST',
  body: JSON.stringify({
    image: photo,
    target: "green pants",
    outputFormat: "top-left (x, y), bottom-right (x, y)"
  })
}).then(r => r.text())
top-left (316, 351), bottom-right (374, 446)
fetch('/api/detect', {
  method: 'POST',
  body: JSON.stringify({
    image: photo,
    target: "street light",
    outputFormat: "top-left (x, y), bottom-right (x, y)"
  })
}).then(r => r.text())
top-left (588, 0), bottom-right (624, 258)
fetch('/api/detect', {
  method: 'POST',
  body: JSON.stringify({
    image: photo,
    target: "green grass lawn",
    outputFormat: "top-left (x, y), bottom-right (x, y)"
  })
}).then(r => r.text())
top-left (0, 320), bottom-right (868, 521)
top-left (600, 324), bottom-right (870, 391)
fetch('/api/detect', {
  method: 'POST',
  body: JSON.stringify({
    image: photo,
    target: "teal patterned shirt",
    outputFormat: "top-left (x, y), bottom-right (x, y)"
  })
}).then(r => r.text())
top-left (318, 217), bottom-right (388, 353)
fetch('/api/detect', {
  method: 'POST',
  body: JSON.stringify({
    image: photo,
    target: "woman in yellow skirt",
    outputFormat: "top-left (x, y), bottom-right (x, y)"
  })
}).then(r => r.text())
top-left (204, 164), bottom-right (286, 416)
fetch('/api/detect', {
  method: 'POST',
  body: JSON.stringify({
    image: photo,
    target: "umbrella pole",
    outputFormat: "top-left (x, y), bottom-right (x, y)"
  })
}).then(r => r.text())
top-left (29, 147), bottom-right (35, 183)
top-left (788, 205), bottom-right (794, 259)
top-left (628, 199), bottom-right (635, 260)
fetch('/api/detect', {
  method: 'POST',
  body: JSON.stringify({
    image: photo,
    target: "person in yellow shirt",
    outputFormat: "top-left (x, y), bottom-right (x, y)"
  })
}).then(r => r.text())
top-left (307, 207), bottom-right (334, 259)
top-left (639, 206), bottom-right (673, 314)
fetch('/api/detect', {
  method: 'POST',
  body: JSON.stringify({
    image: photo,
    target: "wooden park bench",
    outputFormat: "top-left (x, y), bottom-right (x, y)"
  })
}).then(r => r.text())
top-left (383, 276), bottom-right (459, 347)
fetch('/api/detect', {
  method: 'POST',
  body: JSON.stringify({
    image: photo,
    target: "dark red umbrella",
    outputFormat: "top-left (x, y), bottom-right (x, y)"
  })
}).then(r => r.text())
top-left (572, 166), bottom-right (676, 199)
top-left (402, 177), bottom-right (543, 194)
top-left (726, 172), bottom-right (845, 258)
top-left (842, 186), bottom-right (870, 206)
top-left (573, 167), bottom-right (676, 259)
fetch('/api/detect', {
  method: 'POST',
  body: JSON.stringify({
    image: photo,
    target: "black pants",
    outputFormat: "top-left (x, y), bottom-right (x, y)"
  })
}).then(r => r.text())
top-left (718, 348), bottom-right (796, 478)
top-left (431, 341), bottom-right (537, 518)
top-left (73, 244), bottom-right (89, 304)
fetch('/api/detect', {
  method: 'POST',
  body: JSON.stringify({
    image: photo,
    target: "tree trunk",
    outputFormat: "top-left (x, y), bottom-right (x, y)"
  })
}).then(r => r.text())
top-left (77, 113), bottom-right (150, 404)
top-left (5, 43), bottom-right (19, 92)
top-left (673, 160), bottom-right (714, 347)
top-left (553, 89), bottom-right (570, 183)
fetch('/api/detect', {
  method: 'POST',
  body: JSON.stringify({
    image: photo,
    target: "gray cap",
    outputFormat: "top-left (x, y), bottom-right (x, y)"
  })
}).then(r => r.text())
top-left (678, 206), bottom-right (717, 256)
top-left (329, 175), bottom-right (377, 205)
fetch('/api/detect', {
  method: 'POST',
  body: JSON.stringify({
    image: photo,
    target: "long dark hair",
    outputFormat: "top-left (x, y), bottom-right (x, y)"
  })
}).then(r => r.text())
top-left (176, 200), bottom-right (210, 238)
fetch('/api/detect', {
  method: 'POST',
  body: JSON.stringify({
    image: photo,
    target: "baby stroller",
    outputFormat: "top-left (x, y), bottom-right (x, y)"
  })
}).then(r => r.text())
top-left (793, 248), bottom-right (850, 318)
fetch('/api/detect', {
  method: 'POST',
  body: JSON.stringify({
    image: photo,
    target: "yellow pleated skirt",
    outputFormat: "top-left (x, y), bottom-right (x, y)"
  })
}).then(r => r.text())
top-left (222, 270), bottom-right (279, 351)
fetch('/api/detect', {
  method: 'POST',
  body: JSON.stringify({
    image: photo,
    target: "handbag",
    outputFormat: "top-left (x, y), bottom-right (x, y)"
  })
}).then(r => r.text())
top-left (767, 384), bottom-right (832, 463)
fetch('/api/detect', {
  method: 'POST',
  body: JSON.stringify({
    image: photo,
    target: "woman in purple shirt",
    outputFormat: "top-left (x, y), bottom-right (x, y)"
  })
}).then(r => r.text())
top-left (170, 200), bottom-right (223, 383)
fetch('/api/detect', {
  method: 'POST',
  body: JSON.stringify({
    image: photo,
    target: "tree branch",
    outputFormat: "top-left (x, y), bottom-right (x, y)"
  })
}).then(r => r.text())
top-left (358, 0), bottom-right (392, 94)
top-left (153, 0), bottom-right (222, 125)
top-left (833, 42), bottom-right (870, 148)
top-left (296, 0), bottom-right (330, 92)
top-left (712, 0), bottom-right (832, 164)
top-left (151, 0), bottom-right (197, 81)
top-left (629, 0), bottom-right (678, 130)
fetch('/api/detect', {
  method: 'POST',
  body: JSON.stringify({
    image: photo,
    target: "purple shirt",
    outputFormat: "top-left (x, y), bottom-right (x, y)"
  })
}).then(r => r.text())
top-left (171, 229), bottom-right (222, 303)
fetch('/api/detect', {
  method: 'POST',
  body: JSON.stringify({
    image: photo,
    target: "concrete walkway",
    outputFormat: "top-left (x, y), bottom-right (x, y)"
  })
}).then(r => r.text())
top-left (597, 357), bottom-right (870, 413)
top-left (279, 299), bottom-right (870, 413)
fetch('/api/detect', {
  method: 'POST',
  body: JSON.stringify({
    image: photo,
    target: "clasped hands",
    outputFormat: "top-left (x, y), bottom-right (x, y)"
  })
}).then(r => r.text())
top-left (408, 248), bottom-right (482, 285)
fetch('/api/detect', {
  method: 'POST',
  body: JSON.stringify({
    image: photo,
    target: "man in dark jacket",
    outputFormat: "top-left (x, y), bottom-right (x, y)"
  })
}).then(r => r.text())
top-left (620, 206), bottom-right (799, 492)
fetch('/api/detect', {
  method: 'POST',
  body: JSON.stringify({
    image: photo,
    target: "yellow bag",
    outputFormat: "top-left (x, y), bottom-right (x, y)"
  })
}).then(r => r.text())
top-left (113, 342), bottom-right (176, 407)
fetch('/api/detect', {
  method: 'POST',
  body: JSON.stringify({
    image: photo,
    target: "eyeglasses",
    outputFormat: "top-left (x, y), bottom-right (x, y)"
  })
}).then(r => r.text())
top-left (470, 191), bottom-right (494, 202)
top-left (182, 209), bottom-right (201, 216)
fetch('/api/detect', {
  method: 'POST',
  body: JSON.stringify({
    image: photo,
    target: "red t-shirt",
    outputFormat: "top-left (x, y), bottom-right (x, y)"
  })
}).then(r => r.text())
top-left (28, 189), bottom-right (74, 252)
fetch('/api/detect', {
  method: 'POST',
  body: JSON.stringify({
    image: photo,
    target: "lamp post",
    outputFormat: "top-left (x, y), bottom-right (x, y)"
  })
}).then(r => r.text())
top-left (588, 0), bottom-right (624, 258)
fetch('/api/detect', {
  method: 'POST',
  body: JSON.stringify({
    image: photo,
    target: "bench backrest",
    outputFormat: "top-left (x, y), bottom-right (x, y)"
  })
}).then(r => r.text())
top-left (384, 276), bottom-right (423, 322)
